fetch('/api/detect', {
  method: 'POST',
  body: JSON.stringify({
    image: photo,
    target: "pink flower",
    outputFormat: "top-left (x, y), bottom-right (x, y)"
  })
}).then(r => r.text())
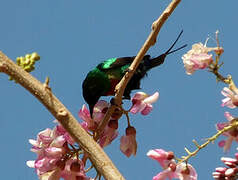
top-left (98, 120), bottom-right (119, 147)
top-left (120, 126), bottom-right (137, 157)
top-left (61, 158), bottom-right (90, 180)
top-left (79, 101), bottom-right (120, 148)
top-left (27, 121), bottom-right (95, 179)
top-left (221, 87), bottom-right (238, 108)
top-left (78, 104), bottom-right (97, 131)
top-left (213, 151), bottom-right (238, 179)
top-left (153, 168), bottom-right (177, 180)
top-left (130, 92), bottom-right (159, 115)
top-left (93, 100), bottom-right (109, 123)
top-left (27, 127), bottom-right (69, 175)
top-left (38, 158), bottom-right (93, 180)
top-left (182, 43), bottom-right (214, 75)
top-left (78, 100), bottom-right (108, 131)
top-left (27, 122), bottom-right (77, 178)
top-left (38, 168), bottom-right (61, 180)
top-left (147, 149), bottom-right (197, 180)
top-left (221, 157), bottom-right (238, 168)
top-left (212, 167), bottom-right (227, 180)
top-left (54, 123), bottom-right (75, 145)
top-left (152, 162), bottom-right (197, 180)
top-left (216, 112), bottom-right (238, 152)
top-left (176, 163), bottom-right (197, 180)
top-left (147, 149), bottom-right (178, 180)
top-left (147, 149), bottom-right (175, 168)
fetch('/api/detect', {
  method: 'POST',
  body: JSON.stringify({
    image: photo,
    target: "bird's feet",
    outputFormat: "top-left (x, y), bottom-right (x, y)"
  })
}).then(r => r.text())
top-left (124, 67), bottom-right (133, 73)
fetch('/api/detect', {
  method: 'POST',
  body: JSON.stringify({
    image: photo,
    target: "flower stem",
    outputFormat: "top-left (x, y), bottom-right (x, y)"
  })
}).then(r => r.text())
top-left (209, 55), bottom-right (238, 93)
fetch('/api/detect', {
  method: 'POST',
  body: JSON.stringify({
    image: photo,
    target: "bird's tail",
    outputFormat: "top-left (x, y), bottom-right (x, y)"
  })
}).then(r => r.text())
top-left (146, 30), bottom-right (187, 69)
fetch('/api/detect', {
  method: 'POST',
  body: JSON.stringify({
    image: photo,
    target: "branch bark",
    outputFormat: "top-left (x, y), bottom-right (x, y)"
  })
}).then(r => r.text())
top-left (0, 0), bottom-right (181, 179)
top-left (0, 52), bottom-right (124, 180)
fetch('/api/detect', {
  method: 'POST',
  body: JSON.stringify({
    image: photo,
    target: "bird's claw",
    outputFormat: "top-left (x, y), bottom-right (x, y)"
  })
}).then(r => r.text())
top-left (124, 67), bottom-right (133, 74)
top-left (110, 97), bottom-right (117, 106)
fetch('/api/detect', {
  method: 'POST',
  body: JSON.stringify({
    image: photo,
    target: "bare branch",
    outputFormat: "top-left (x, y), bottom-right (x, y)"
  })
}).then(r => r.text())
top-left (178, 119), bottom-right (238, 164)
top-left (96, 0), bottom-right (182, 140)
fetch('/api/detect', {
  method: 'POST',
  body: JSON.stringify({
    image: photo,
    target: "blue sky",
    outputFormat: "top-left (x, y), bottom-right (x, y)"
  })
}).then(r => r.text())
top-left (1, 0), bottom-right (238, 179)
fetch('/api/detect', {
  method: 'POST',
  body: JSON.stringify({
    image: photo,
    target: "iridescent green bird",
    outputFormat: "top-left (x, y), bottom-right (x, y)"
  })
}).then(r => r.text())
top-left (83, 30), bottom-right (186, 117)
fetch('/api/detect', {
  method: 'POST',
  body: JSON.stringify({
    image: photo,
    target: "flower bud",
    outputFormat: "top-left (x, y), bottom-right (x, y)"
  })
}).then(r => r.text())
top-left (108, 120), bottom-right (118, 129)
top-left (126, 126), bottom-right (136, 136)
top-left (70, 162), bottom-right (81, 172)
top-left (168, 162), bottom-right (177, 172)
top-left (167, 151), bottom-right (174, 160)
top-left (181, 166), bottom-right (190, 175)
top-left (56, 159), bottom-right (66, 170)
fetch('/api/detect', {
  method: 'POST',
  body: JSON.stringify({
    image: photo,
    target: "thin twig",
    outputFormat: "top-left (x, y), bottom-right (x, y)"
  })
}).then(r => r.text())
top-left (178, 119), bottom-right (238, 164)
top-left (209, 61), bottom-right (238, 94)
top-left (95, 0), bottom-right (182, 141)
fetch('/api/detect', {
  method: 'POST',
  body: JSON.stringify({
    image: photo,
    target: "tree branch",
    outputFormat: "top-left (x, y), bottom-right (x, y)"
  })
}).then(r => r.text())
top-left (0, 52), bottom-right (124, 180)
top-left (115, 0), bottom-right (181, 101)
top-left (95, 0), bottom-right (182, 140)
top-left (0, 0), bottom-right (181, 179)
top-left (178, 118), bottom-right (238, 164)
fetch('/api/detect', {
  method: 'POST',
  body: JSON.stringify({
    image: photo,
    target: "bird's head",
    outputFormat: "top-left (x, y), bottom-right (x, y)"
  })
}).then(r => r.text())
top-left (83, 89), bottom-right (100, 118)
top-left (88, 101), bottom-right (97, 118)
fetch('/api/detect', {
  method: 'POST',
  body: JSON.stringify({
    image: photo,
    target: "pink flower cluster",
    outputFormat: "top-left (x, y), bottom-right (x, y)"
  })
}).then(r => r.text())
top-left (147, 149), bottom-right (197, 180)
top-left (27, 123), bottom-right (91, 180)
top-left (79, 91), bottom-right (159, 157)
top-left (28, 91), bottom-right (159, 179)
top-left (79, 100), bottom-right (119, 148)
top-left (213, 151), bottom-right (238, 179)
top-left (182, 43), bottom-right (213, 75)
top-left (217, 83), bottom-right (238, 151)
top-left (182, 42), bottom-right (223, 75)
top-left (216, 112), bottom-right (238, 152)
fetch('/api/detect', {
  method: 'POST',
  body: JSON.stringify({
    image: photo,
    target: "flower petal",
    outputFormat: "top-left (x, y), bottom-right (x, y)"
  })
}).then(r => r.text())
top-left (131, 92), bottom-right (148, 101)
top-left (141, 104), bottom-right (153, 115)
top-left (143, 92), bottom-right (159, 104)
top-left (26, 160), bottom-right (35, 168)
top-left (130, 102), bottom-right (146, 114)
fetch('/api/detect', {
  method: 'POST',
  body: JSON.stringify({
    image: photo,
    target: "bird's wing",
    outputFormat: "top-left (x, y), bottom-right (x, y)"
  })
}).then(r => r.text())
top-left (98, 55), bottom-right (151, 71)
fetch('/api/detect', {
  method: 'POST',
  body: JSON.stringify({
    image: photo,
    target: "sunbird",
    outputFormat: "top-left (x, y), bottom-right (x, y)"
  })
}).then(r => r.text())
top-left (83, 30), bottom-right (186, 117)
